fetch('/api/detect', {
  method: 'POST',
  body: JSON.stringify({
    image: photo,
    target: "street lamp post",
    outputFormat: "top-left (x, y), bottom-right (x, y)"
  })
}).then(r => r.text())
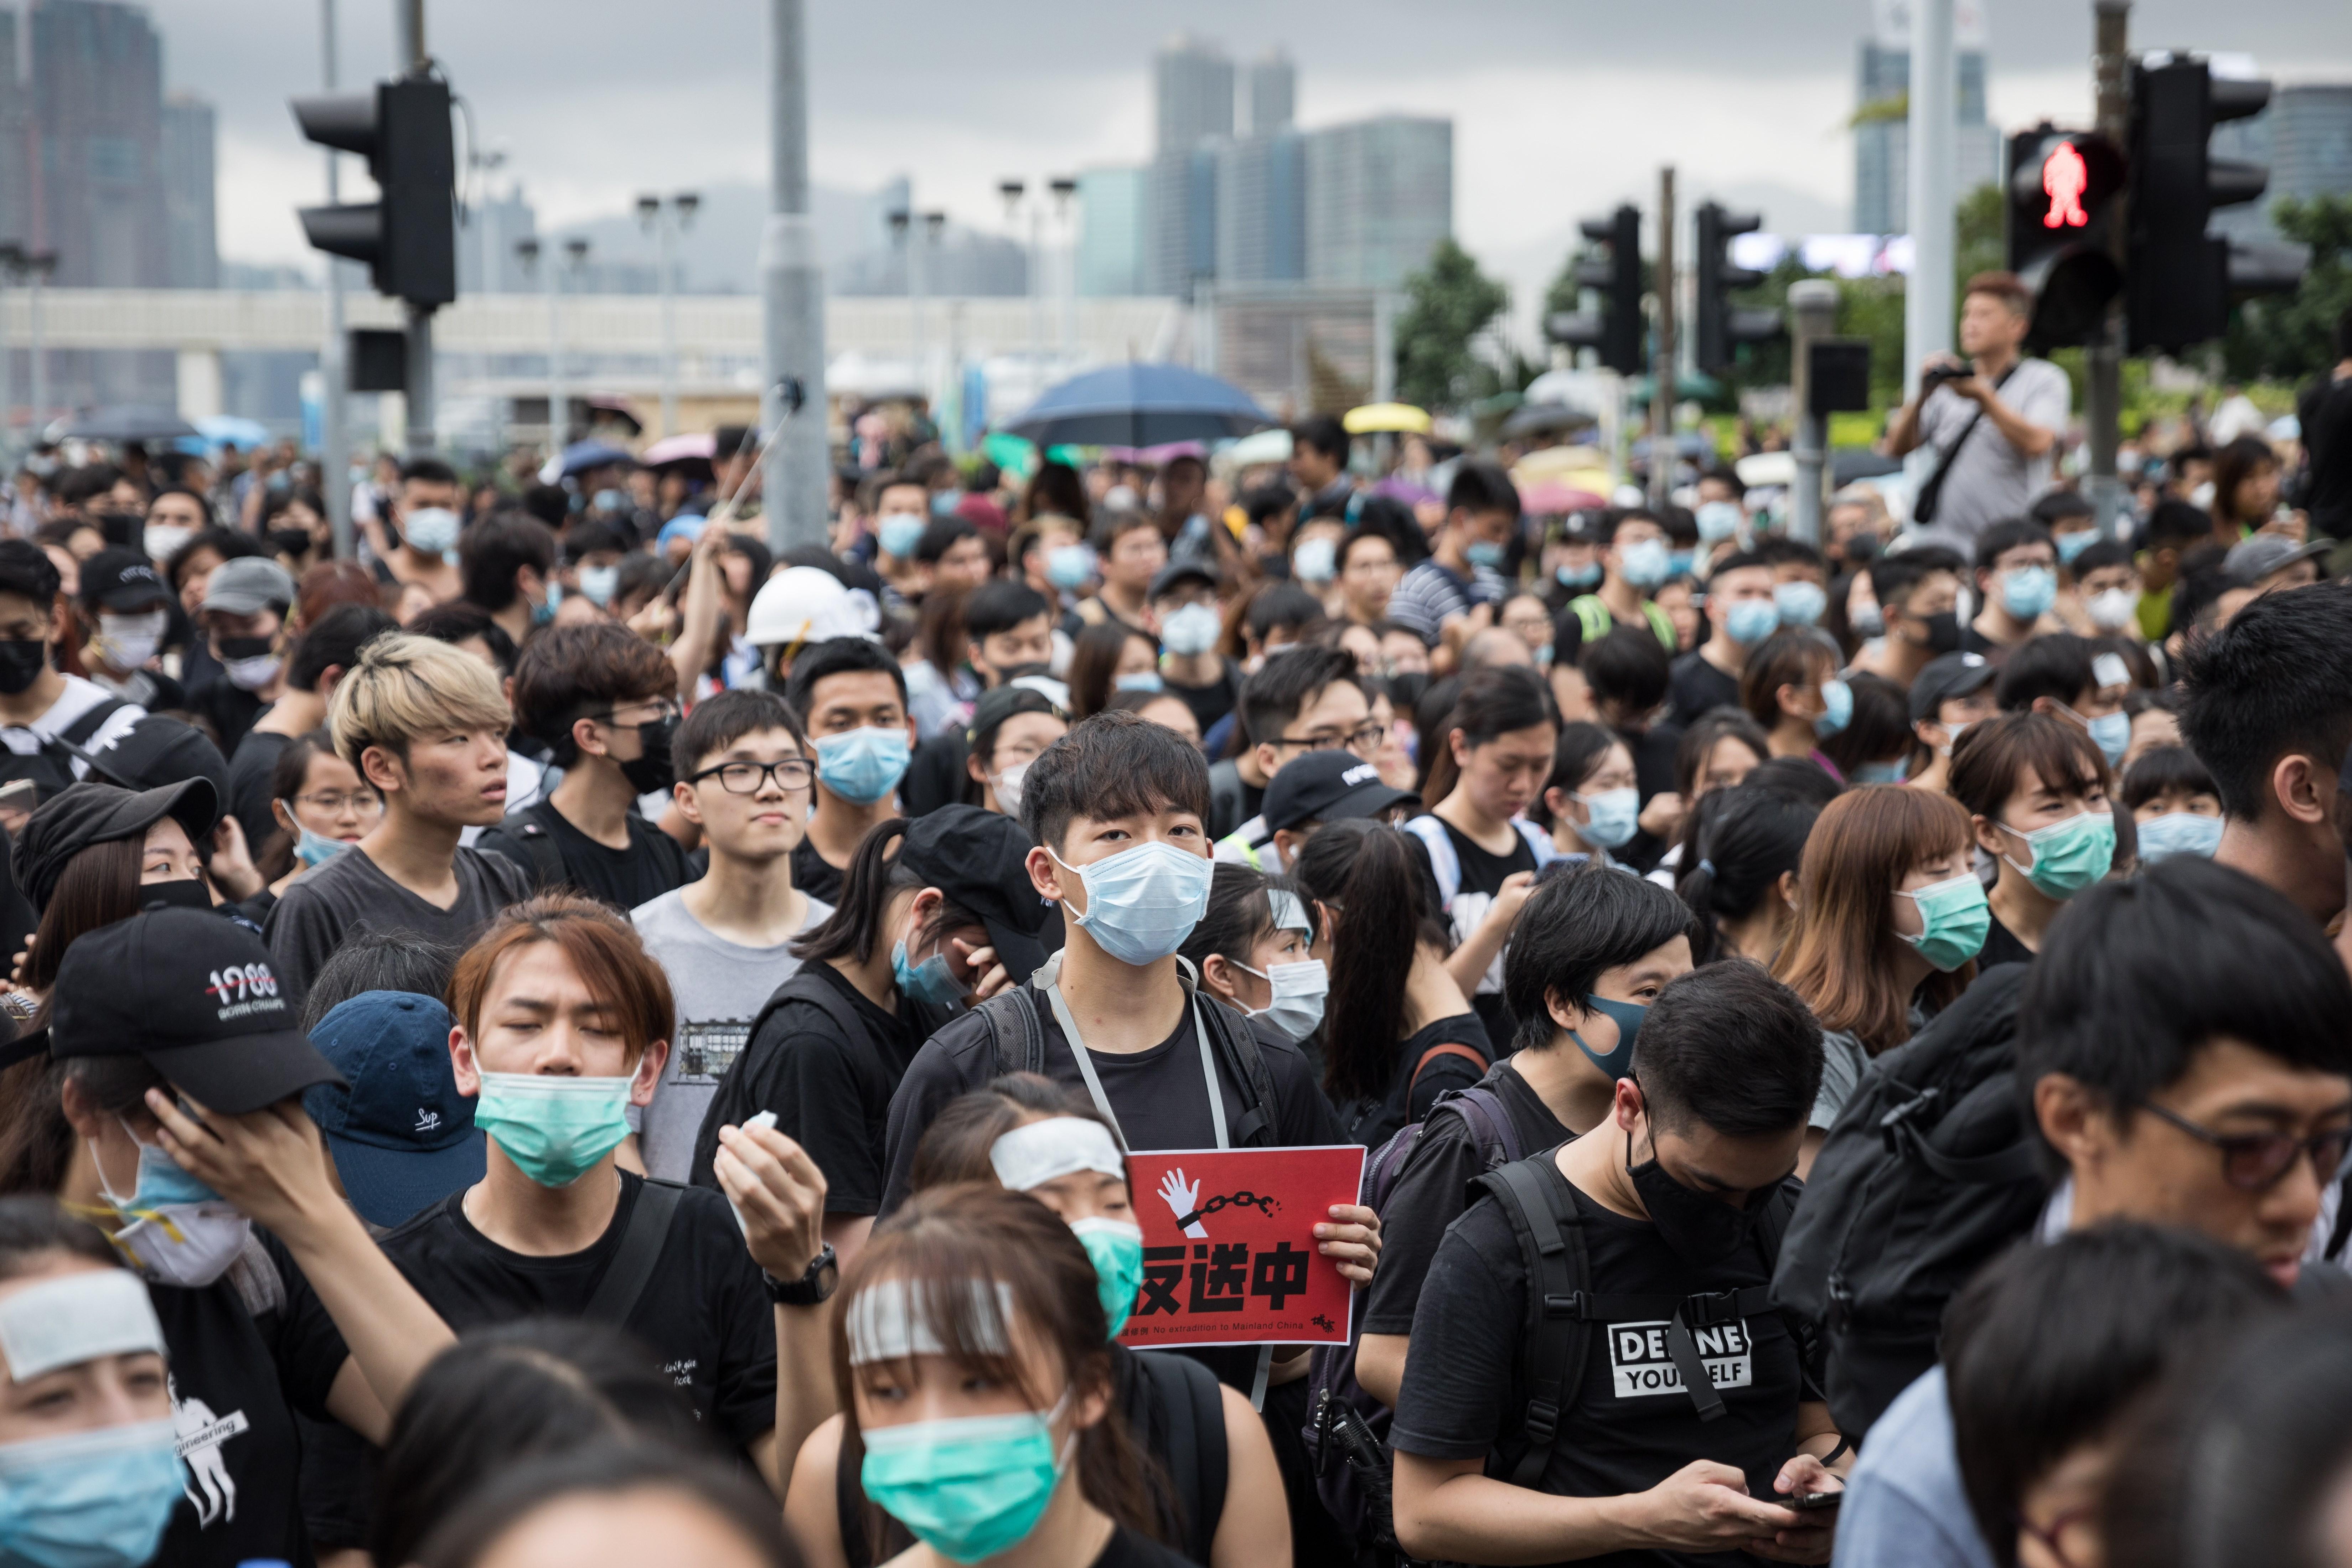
top-left (999, 178), bottom-right (1043, 369)
top-left (637, 191), bottom-right (699, 439)
top-left (0, 245), bottom-right (22, 464)
top-left (561, 238), bottom-right (589, 448)
top-left (1049, 176), bottom-right (1077, 363)
top-left (26, 251), bottom-right (54, 441)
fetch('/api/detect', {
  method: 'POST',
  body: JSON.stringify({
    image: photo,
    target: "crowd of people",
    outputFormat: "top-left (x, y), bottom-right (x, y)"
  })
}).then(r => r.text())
top-left (0, 285), bottom-right (2344, 1568)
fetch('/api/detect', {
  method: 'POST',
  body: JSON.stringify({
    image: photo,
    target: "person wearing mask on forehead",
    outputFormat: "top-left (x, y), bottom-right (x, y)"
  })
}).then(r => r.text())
top-left (1742, 627), bottom-right (1853, 781)
top-left (1993, 634), bottom-right (2134, 770)
top-left (1386, 462), bottom-right (1520, 672)
top-left (477, 622), bottom-right (693, 911)
top-left (70, 548), bottom-right (182, 712)
top-left (1959, 519), bottom-right (2061, 663)
top-left (0, 541), bottom-right (152, 804)
top-left (1665, 549), bottom-right (1777, 728)
top-left (1847, 548), bottom-right (1967, 691)
top-left (373, 456), bottom-right (465, 605)
top-left (188, 555), bottom-right (297, 758)
top-left (1947, 711), bottom-right (2114, 969)
top-left (783, 638), bottom-right (917, 907)
top-left (1554, 508), bottom-right (1677, 669)
top-left (1901, 651), bottom-right (1999, 796)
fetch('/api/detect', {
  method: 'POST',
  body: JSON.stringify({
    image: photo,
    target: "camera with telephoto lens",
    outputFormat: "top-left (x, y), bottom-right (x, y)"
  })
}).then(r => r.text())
top-left (1919, 361), bottom-right (1974, 395)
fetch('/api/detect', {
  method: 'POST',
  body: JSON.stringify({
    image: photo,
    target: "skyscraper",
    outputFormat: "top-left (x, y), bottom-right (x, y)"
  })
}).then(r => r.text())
top-left (1148, 35), bottom-right (1233, 297)
top-left (1851, 0), bottom-right (1999, 234)
top-left (160, 92), bottom-right (215, 289)
top-left (1076, 166), bottom-right (1148, 296)
top-left (33, 0), bottom-right (170, 289)
top-left (1217, 129), bottom-right (1304, 284)
top-left (1244, 50), bottom-right (1294, 138)
top-left (1304, 116), bottom-right (1451, 288)
top-left (2212, 83), bottom-right (2352, 248)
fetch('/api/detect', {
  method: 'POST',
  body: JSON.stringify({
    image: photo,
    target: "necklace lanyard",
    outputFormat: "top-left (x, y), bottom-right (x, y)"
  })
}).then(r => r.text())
top-left (1038, 955), bottom-right (1230, 1153)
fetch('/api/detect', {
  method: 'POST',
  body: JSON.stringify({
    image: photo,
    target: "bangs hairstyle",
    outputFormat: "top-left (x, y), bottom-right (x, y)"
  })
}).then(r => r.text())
top-left (1737, 629), bottom-right (1834, 733)
top-left (793, 819), bottom-right (985, 969)
top-left (1772, 785), bottom-right (1976, 1053)
top-left (327, 631), bottom-right (510, 769)
top-left (907, 1073), bottom-right (1123, 1194)
top-left (1505, 861), bottom-right (1696, 1055)
top-left (833, 1186), bottom-right (1163, 1546)
top-left (1421, 664), bottom-right (1557, 806)
top-left (675, 688), bottom-right (807, 782)
top-left (2120, 744), bottom-right (2218, 811)
top-left (1946, 710), bottom-right (2109, 823)
top-left (449, 893), bottom-right (675, 1064)
top-left (1177, 861), bottom-right (1294, 973)
top-left (1020, 710), bottom-right (1210, 851)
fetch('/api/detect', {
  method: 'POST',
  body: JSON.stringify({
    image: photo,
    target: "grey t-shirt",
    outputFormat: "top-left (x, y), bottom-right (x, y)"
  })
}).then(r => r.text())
top-left (629, 886), bottom-right (834, 1184)
top-left (1813, 1028), bottom-right (1874, 1133)
top-left (1913, 357), bottom-right (2071, 542)
top-left (263, 843), bottom-right (534, 998)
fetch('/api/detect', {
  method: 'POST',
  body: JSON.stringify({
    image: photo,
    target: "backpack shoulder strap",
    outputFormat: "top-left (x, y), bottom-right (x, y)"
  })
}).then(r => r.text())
top-left (1476, 1157), bottom-right (1590, 1488)
top-left (748, 967), bottom-right (866, 1054)
top-left (1401, 813), bottom-right (1460, 908)
top-left (585, 1179), bottom-right (686, 1325)
top-left (1446, 1083), bottom-right (1525, 1167)
top-left (974, 986), bottom-right (1048, 1077)
top-left (55, 695), bottom-right (128, 747)
top-left (1192, 983), bottom-right (1280, 1147)
top-left (1642, 601), bottom-right (1677, 651)
top-left (1407, 1041), bottom-right (1489, 1100)
top-left (1511, 817), bottom-right (1560, 869)
top-left (1136, 1350), bottom-right (1226, 1562)
top-left (1570, 595), bottom-right (1611, 645)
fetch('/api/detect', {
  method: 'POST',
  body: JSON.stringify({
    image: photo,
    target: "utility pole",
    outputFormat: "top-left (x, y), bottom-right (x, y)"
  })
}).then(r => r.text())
top-left (1051, 177), bottom-right (1077, 363)
top-left (1904, 0), bottom-right (1956, 398)
top-left (396, 0), bottom-right (434, 457)
top-left (320, 0), bottom-right (352, 558)
top-left (1788, 279), bottom-right (1840, 546)
top-left (639, 193), bottom-right (697, 438)
top-left (0, 248), bottom-right (19, 466)
top-left (763, 0), bottom-right (827, 552)
top-left (26, 252), bottom-right (50, 440)
top-left (1650, 166), bottom-right (1675, 508)
top-left (2085, 0), bottom-right (2131, 531)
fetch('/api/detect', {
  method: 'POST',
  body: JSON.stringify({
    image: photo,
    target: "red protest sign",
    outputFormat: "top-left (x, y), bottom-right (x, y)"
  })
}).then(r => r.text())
top-left (1116, 1145), bottom-right (1366, 1349)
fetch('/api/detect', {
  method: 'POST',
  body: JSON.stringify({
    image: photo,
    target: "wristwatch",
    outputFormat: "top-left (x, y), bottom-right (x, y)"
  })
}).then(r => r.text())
top-left (765, 1242), bottom-right (838, 1307)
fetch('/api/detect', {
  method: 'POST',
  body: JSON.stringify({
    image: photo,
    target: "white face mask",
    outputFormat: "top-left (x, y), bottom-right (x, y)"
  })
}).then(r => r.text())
top-left (221, 652), bottom-right (284, 692)
top-left (991, 760), bottom-right (1031, 819)
top-left (91, 1134), bottom-right (250, 1290)
top-left (1235, 957), bottom-right (1329, 1042)
top-left (94, 610), bottom-right (167, 671)
top-left (142, 524), bottom-right (195, 563)
top-left (2087, 587), bottom-right (2140, 632)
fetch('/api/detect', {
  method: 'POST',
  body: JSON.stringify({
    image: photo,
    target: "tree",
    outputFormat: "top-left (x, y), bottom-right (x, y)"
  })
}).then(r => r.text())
top-left (2223, 195), bottom-right (2352, 385)
top-left (1392, 238), bottom-right (1510, 412)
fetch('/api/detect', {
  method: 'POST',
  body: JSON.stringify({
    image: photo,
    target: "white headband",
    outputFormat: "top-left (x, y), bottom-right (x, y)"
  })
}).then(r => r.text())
top-left (989, 1117), bottom-right (1126, 1192)
top-left (847, 1278), bottom-right (1017, 1366)
top-left (0, 1269), bottom-right (165, 1383)
top-left (1267, 889), bottom-right (1311, 935)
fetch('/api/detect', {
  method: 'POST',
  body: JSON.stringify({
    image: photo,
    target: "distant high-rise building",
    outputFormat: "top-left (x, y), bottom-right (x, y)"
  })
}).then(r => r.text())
top-left (1852, 0), bottom-right (1998, 234)
top-left (1076, 166), bottom-right (1148, 296)
top-left (1217, 129), bottom-right (1303, 284)
top-left (1244, 50), bottom-right (1294, 138)
top-left (160, 92), bottom-right (215, 289)
top-left (1148, 36), bottom-right (1233, 296)
top-left (1155, 35), bottom-right (1234, 154)
top-left (34, 0), bottom-right (170, 289)
top-left (2212, 84), bottom-right (2352, 248)
top-left (457, 186), bottom-right (537, 293)
top-left (1304, 115), bottom-right (1451, 288)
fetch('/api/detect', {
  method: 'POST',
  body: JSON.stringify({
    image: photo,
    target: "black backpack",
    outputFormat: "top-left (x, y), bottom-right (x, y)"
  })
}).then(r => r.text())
top-left (686, 968), bottom-right (869, 1189)
top-left (1479, 1150), bottom-right (1803, 1487)
top-left (0, 695), bottom-right (129, 802)
top-left (1771, 963), bottom-right (2048, 1438)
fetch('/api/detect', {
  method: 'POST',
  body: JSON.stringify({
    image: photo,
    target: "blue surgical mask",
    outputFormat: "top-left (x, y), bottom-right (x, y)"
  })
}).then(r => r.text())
top-left (1571, 785), bottom-right (1640, 850)
top-left (1570, 994), bottom-right (1648, 1079)
top-left (577, 564), bottom-right (620, 607)
top-left (1775, 580), bottom-right (1828, 627)
top-left (1724, 597), bottom-right (1780, 646)
top-left (0, 1419), bottom-right (187, 1568)
top-left (1667, 549), bottom-right (1697, 579)
top-left (473, 1072), bottom-right (635, 1188)
top-left (1617, 538), bottom-right (1671, 588)
top-left (1465, 540), bottom-right (1508, 570)
top-left (877, 512), bottom-right (927, 560)
top-left (894, 938), bottom-right (971, 1008)
top-left (1069, 1217), bottom-right (1144, 1337)
top-left (931, 489), bottom-right (961, 517)
top-left (2064, 705), bottom-right (2130, 767)
top-left (593, 488), bottom-right (630, 515)
top-left (1815, 677), bottom-right (1854, 737)
top-left (1695, 501), bottom-right (1743, 543)
top-left (1115, 671), bottom-right (1164, 693)
top-left (1556, 561), bottom-right (1603, 590)
top-left (402, 506), bottom-right (460, 556)
top-left (292, 822), bottom-right (351, 869)
top-left (1159, 601), bottom-right (1222, 658)
top-left (2135, 811), bottom-right (2223, 864)
top-left (2055, 529), bottom-right (2099, 565)
top-left (1049, 842), bottom-right (1213, 967)
top-left (1294, 536), bottom-right (1338, 583)
top-left (2000, 565), bottom-right (2058, 620)
top-left (815, 726), bottom-right (912, 805)
top-left (1851, 759), bottom-right (1908, 785)
top-left (1045, 543), bottom-right (1096, 590)
top-left (861, 1397), bottom-right (1074, 1564)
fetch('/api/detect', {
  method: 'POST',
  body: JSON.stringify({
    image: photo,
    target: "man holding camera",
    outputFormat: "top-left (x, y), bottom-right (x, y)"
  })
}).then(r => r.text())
top-left (1888, 272), bottom-right (2072, 543)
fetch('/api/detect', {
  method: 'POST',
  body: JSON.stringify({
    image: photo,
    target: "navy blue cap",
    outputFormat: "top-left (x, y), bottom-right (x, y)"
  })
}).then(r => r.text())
top-left (303, 990), bottom-right (484, 1229)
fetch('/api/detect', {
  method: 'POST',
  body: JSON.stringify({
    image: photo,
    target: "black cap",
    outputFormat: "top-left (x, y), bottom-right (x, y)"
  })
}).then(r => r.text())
top-left (67, 715), bottom-right (230, 809)
top-left (896, 804), bottom-right (1054, 985)
top-left (1908, 651), bottom-right (1998, 723)
top-left (12, 778), bottom-right (219, 910)
top-left (1148, 559), bottom-right (1219, 601)
top-left (78, 549), bottom-right (170, 612)
top-left (49, 906), bottom-right (343, 1114)
top-left (1262, 749), bottom-right (1420, 833)
top-left (966, 683), bottom-right (1065, 748)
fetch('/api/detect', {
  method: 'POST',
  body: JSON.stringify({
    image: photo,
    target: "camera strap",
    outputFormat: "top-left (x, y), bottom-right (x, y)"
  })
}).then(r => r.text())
top-left (1911, 362), bottom-right (2020, 526)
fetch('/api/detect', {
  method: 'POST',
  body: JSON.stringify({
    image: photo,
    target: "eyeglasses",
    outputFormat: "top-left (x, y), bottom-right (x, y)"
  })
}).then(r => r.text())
top-left (688, 758), bottom-right (815, 795)
top-left (589, 698), bottom-right (682, 726)
top-left (1270, 721), bottom-right (1385, 755)
top-left (293, 791), bottom-right (382, 817)
top-left (2142, 1102), bottom-right (2352, 1191)
top-left (2013, 1503), bottom-right (2098, 1568)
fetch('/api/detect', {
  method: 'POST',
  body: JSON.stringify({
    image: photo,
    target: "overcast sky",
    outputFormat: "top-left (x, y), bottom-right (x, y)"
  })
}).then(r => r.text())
top-left (150, 0), bottom-right (2352, 315)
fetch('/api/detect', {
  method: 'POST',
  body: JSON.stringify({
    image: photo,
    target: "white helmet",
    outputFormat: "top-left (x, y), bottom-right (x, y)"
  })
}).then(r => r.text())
top-left (744, 565), bottom-right (880, 648)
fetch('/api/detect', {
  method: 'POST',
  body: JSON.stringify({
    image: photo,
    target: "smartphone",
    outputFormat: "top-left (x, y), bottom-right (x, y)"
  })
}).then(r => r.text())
top-left (1787, 1491), bottom-right (1844, 1512)
top-left (0, 778), bottom-right (37, 817)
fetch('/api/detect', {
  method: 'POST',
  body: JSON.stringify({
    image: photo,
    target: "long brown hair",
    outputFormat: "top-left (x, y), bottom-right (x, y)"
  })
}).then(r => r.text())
top-left (833, 1185), bottom-right (1163, 1546)
top-left (21, 837), bottom-right (141, 995)
top-left (1772, 785), bottom-right (1976, 1053)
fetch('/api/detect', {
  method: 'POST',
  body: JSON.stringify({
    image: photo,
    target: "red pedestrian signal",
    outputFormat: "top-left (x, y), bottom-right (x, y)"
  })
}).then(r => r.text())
top-left (2005, 125), bottom-right (2124, 348)
top-left (2042, 141), bottom-right (2090, 229)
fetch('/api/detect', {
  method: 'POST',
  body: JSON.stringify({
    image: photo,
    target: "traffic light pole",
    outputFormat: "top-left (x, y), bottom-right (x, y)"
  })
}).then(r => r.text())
top-left (1651, 166), bottom-right (1675, 509)
top-left (2084, 0), bottom-right (2130, 532)
top-left (320, 0), bottom-right (353, 559)
top-left (764, 0), bottom-right (827, 552)
top-left (397, 0), bottom-right (435, 458)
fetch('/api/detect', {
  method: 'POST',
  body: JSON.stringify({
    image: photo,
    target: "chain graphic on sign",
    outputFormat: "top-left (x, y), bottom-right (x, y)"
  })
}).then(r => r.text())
top-left (1157, 1168), bottom-right (1282, 1238)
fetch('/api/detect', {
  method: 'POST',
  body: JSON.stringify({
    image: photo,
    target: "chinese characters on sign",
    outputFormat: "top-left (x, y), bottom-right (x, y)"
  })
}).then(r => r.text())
top-left (1117, 1145), bottom-right (1366, 1349)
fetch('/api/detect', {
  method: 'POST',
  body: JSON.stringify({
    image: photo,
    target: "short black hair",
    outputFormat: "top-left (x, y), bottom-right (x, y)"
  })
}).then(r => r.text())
top-left (2119, 744), bottom-right (2218, 812)
top-left (676, 688), bottom-right (807, 781)
top-left (2177, 584), bottom-right (2352, 823)
top-left (1701, 465), bottom-right (1746, 498)
top-left (1945, 1221), bottom-right (2281, 1568)
top-left (1239, 645), bottom-right (1358, 748)
top-left (562, 518), bottom-right (630, 562)
top-left (1246, 583), bottom-right (1327, 646)
top-left (1707, 548), bottom-right (1773, 580)
top-left (1579, 626), bottom-right (1670, 713)
top-left (1868, 546), bottom-right (1965, 610)
top-left (1636, 962), bottom-right (1822, 1138)
top-left (0, 539), bottom-right (59, 611)
top-left (287, 604), bottom-right (397, 693)
top-left (1446, 459), bottom-right (1521, 519)
top-left (1995, 632), bottom-right (2098, 712)
top-left (1504, 861), bottom-right (1696, 1054)
top-left (1292, 415), bottom-right (1347, 463)
top-left (2070, 538), bottom-right (2133, 576)
top-left (1974, 517), bottom-right (2056, 573)
top-left (458, 514), bottom-right (557, 612)
top-left (1021, 709), bottom-right (1211, 852)
top-left (2029, 490), bottom-right (2096, 526)
top-left (1754, 535), bottom-right (1825, 574)
top-left (914, 515), bottom-right (977, 566)
top-left (2017, 857), bottom-right (2352, 1136)
top-left (406, 600), bottom-right (518, 674)
top-left (510, 621), bottom-right (678, 764)
top-left (2143, 498), bottom-right (2216, 550)
top-left (783, 636), bottom-right (908, 718)
top-left (963, 579), bottom-right (1051, 643)
top-left (1242, 485), bottom-right (1297, 528)
top-left (398, 456), bottom-right (459, 487)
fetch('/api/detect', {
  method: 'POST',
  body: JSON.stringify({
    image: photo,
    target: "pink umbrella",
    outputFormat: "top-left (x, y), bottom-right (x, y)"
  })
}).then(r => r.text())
top-left (641, 433), bottom-right (717, 467)
top-left (1517, 480), bottom-right (1606, 515)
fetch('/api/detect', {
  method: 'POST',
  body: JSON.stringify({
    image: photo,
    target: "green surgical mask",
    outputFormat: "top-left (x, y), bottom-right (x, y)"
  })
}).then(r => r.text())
top-left (1068, 1217), bottom-right (1143, 1337)
top-left (1894, 872), bottom-right (1991, 971)
top-left (474, 1072), bottom-right (634, 1187)
top-left (2000, 810), bottom-right (2115, 900)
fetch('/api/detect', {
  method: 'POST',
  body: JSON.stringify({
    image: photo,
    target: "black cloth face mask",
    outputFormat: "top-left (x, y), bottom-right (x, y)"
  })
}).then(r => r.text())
top-left (0, 640), bottom-right (47, 695)
top-left (1626, 1121), bottom-right (1762, 1267)
top-left (620, 715), bottom-right (678, 796)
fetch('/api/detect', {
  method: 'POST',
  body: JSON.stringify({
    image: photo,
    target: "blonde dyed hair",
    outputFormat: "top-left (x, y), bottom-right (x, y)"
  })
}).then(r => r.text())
top-left (327, 631), bottom-right (511, 768)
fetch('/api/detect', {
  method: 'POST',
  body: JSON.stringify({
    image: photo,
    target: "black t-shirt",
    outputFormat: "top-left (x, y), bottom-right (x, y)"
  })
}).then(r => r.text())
top-left (1390, 1164), bottom-right (1806, 1568)
top-left (689, 963), bottom-right (950, 1217)
top-left (226, 728), bottom-right (294, 856)
top-left (901, 730), bottom-right (973, 818)
top-left (1165, 658), bottom-right (1242, 733)
top-left (476, 798), bottom-right (696, 911)
top-left (2300, 373), bottom-right (2352, 539)
top-left (792, 836), bottom-right (847, 905)
top-left (150, 1241), bottom-right (348, 1568)
top-left (284, 1173), bottom-right (779, 1452)
top-left (1665, 651), bottom-right (1742, 730)
top-left (188, 676), bottom-right (267, 757)
top-left (1956, 622), bottom-right (2022, 665)
top-left (1354, 1013), bottom-right (1491, 1149)
top-left (1978, 909), bottom-right (2035, 972)
top-left (1361, 1060), bottom-right (1577, 1336)
top-left (1414, 818), bottom-right (1538, 1043)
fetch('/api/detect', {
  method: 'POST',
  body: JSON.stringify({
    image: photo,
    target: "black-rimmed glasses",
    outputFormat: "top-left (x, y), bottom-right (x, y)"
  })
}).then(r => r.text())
top-left (687, 759), bottom-right (815, 795)
top-left (2142, 1103), bottom-right (2352, 1191)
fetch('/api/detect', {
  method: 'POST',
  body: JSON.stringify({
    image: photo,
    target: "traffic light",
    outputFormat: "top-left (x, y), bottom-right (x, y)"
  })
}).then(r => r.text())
top-left (2004, 125), bottom-right (2124, 350)
top-left (1546, 206), bottom-right (1642, 376)
top-left (1692, 201), bottom-right (1783, 376)
top-left (291, 76), bottom-right (456, 308)
top-left (2126, 57), bottom-right (2299, 354)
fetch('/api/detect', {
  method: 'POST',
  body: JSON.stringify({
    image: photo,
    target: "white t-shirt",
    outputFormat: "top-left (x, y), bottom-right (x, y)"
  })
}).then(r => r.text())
top-left (1913, 356), bottom-right (2071, 541)
top-left (0, 674), bottom-right (146, 778)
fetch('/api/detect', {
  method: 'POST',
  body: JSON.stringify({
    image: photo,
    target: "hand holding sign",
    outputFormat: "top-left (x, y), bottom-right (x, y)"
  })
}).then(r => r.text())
top-left (1121, 1146), bottom-right (1365, 1349)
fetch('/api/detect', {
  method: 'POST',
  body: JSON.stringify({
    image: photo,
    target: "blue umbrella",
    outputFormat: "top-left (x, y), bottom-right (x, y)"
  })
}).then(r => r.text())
top-left (558, 439), bottom-right (636, 477)
top-left (1003, 363), bottom-right (1275, 449)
